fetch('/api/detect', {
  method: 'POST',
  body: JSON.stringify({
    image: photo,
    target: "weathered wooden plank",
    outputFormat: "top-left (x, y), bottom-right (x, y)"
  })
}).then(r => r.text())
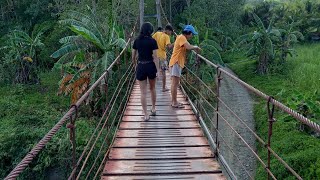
top-left (124, 109), bottom-right (194, 116)
top-left (103, 159), bottom-right (222, 175)
top-left (108, 146), bottom-right (214, 160)
top-left (125, 105), bottom-right (192, 111)
top-left (127, 102), bottom-right (189, 106)
top-left (102, 174), bottom-right (226, 180)
top-left (113, 137), bottom-right (209, 147)
top-left (121, 115), bottom-right (197, 122)
top-left (119, 121), bottom-right (199, 129)
top-left (116, 128), bottom-right (203, 137)
top-left (128, 98), bottom-right (187, 103)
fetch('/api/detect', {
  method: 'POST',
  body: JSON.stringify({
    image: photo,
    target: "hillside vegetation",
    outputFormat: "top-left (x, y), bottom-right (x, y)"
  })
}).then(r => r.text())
top-left (0, 0), bottom-right (319, 179)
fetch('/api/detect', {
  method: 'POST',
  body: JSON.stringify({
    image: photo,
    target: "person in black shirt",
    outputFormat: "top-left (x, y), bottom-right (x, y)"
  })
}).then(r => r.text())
top-left (132, 22), bottom-right (158, 121)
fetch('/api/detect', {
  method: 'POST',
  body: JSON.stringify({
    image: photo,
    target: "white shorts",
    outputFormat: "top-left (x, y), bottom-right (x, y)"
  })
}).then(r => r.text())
top-left (160, 59), bottom-right (168, 71)
top-left (170, 63), bottom-right (182, 77)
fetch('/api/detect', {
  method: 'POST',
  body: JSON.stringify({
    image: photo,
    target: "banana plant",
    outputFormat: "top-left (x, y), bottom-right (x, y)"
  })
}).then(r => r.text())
top-left (199, 30), bottom-right (224, 65)
top-left (51, 7), bottom-right (126, 104)
top-left (277, 20), bottom-right (304, 63)
top-left (0, 28), bottom-right (44, 83)
top-left (238, 13), bottom-right (281, 74)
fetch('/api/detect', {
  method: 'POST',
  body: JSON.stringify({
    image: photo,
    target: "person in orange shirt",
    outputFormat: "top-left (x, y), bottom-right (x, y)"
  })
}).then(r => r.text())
top-left (152, 24), bottom-right (174, 91)
top-left (169, 25), bottom-right (201, 108)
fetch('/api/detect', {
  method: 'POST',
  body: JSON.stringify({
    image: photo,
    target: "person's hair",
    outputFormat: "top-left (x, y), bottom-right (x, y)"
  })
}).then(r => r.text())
top-left (138, 22), bottom-right (154, 39)
top-left (182, 30), bottom-right (192, 35)
top-left (157, 27), bottom-right (163, 31)
top-left (165, 24), bottom-right (173, 32)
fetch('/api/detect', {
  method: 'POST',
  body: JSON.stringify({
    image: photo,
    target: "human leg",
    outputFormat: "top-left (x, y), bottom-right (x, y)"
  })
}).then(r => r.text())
top-left (149, 78), bottom-right (156, 114)
top-left (138, 80), bottom-right (149, 120)
top-left (170, 64), bottom-right (184, 108)
top-left (160, 59), bottom-right (169, 91)
top-left (154, 58), bottom-right (160, 79)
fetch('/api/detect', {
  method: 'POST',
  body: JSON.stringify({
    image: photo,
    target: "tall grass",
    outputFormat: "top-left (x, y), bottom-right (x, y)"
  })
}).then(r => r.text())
top-left (227, 43), bottom-right (320, 179)
top-left (288, 43), bottom-right (320, 93)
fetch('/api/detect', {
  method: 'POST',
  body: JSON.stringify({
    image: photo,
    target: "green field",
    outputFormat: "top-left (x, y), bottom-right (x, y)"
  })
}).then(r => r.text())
top-left (228, 43), bottom-right (320, 179)
top-left (0, 71), bottom-right (100, 179)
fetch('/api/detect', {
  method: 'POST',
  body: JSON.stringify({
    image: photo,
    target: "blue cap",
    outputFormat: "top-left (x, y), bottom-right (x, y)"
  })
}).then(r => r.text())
top-left (183, 25), bottom-right (198, 35)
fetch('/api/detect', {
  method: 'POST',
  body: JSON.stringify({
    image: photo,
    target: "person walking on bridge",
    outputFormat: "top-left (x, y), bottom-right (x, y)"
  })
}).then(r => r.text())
top-left (169, 25), bottom-right (201, 108)
top-left (152, 24), bottom-right (174, 92)
top-left (132, 22), bottom-right (159, 121)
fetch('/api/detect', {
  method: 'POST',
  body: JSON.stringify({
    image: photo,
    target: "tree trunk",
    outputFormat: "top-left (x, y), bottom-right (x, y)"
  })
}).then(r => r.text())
top-left (258, 52), bottom-right (268, 74)
top-left (0, 5), bottom-right (4, 21)
top-left (92, 0), bottom-right (97, 14)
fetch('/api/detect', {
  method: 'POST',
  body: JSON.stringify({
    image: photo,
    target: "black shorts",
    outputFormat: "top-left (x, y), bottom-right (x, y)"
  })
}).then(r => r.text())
top-left (136, 62), bottom-right (157, 81)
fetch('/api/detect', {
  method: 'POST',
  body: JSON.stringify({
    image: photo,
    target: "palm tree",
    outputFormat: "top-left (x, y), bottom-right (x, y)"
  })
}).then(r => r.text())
top-left (51, 7), bottom-right (126, 103)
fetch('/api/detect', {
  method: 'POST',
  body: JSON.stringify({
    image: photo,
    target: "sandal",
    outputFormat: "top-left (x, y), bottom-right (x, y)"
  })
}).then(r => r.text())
top-left (171, 104), bottom-right (185, 108)
top-left (162, 88), bottom-right (170, 92)
top-left (144, 115), bottom-right (150, 121)
top-left (150, 109), bottom-right (156, 116)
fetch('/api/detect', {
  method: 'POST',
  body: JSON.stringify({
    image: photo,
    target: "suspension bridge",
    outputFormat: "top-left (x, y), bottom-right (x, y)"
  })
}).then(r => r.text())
top-left (4, 1), bottom-right (320, 180)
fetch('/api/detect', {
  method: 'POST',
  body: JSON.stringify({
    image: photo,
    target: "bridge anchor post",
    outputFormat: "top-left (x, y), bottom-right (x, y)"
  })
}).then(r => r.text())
top-left (215, 67), bottom-right (222, 147)
top-left (267, 96), bottom-right (276, 180)
top-left (67, 105), bottom-right (78, 180)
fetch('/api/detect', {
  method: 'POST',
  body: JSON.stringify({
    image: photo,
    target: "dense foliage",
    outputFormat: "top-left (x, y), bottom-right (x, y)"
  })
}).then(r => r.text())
top-left (51, 8), bottom-right (126, 104)
top-left (0, 0), bottom-right (319, 179)
top-left (0, 0), bottom-right (137, 179)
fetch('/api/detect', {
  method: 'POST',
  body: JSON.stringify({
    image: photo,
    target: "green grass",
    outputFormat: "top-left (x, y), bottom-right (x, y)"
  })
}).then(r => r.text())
top-left (0, 71), bottom-right (66, 178)
top-left (0, 71), bottom-right (99, 179)
top-left (287, 43), bottom-right (320, 94)
top-left (227, 44), bottom-right (320, 179)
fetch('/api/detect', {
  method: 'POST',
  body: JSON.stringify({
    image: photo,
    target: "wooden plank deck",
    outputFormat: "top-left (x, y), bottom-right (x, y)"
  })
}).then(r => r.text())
top-left (102, 74), bottom-right (225, 180)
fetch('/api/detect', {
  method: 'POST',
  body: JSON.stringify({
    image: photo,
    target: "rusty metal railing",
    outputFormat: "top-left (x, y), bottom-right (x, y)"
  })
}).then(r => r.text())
top-left (179, 52), bottom-right (320, 179)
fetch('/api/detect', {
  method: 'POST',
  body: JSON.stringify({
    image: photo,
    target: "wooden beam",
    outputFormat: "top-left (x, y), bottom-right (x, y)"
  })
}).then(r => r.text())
top-left (139, 0), bottom-right (144, 27)
top-left (156, 0), bottom-right (162, 28)
top-left (144, 14), bottom-right (157, 18)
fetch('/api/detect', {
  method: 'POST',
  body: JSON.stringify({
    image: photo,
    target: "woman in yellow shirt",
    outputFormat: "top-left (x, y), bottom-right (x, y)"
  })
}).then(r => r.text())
top-left (169, 25), bottom-right (201, 108)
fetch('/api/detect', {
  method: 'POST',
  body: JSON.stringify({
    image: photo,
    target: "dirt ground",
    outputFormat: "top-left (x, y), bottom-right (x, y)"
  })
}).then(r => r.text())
top-left (215, 67), bottom-right (256, 179)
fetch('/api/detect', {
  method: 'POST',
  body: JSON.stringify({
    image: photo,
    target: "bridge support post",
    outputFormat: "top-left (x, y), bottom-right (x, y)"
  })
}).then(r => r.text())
top-left (215, 67), bottom-right (222, 150)
top-left (156, 0), bottom-right (162, 28)
top-left (67, 105), bottom-right (78, 180)
top-left (267, 97), bottom-right (276, 180)
top-left (169, 0), bottom-right (172, 22)
top-left (139, 0), bottom-right (144, 27)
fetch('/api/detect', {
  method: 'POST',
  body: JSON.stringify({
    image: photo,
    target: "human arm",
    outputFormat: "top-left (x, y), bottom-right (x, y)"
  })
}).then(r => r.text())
top-left (132, 49), bottom-right (138, 66)
top-left (132, 40), bottom-right (138, 67)
top-left (166, 44), bottom-right (174, 49)
top-left (152, 49), bottom-right (159, 64)
top-left (152, 39), bottom-right (159, 64)
top-left (183, 42), bottom-right (201, 53)
top-left (165, 35), bottom-right (174, 49)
